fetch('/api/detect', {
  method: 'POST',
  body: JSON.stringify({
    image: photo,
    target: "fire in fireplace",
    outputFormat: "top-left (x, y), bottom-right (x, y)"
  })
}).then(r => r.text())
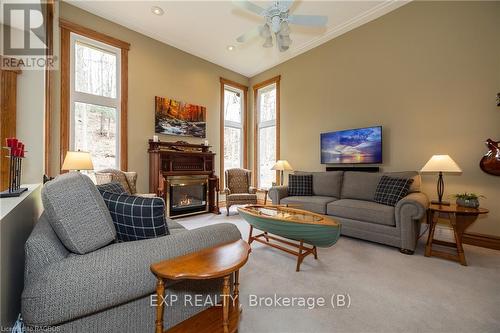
top-left (166, 176), bottom-right (208, 218)
top-left (178, 195), bottom-right (192, 207)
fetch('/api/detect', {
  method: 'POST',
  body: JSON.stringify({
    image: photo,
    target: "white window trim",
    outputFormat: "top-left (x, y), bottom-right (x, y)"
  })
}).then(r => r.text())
top-left (256, 83), bottom-right (277, 188)
top-left (223, 84), bottom-right (244, 169)
top-left (69, 32), bottom-right (121, 168)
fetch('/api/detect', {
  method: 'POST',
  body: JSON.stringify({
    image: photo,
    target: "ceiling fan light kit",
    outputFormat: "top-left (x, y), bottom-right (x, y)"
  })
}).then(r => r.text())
top-left (263, 37), bottom-right (273, 48)
top-left (234, 0), bottom-right (328, 52)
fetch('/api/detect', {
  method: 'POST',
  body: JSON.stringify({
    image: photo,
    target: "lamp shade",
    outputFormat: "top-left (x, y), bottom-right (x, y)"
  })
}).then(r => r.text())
top-left (420, 155), bottom-right (462, 173)
top-left (62, 151), bottom-right (94, 171)
top-left (271, 160), bottom-right (293, 171)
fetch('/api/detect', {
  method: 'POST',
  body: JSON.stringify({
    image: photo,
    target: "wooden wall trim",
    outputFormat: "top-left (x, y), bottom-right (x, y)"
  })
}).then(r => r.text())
top-left (59, 18), bottom-right (130, 50)
top-left (253, 88), bottom-right (257, 186)
top-left (59, 27), bottom-right (70, 173)
top-left (276, 78), bottom-right (281, 185)
top-left (0, 69), bottom-right (21, 191)
top-left (252, 75), bottom-right (281, 187)
top-left (44, 0), bottom-right (54, 176)
top-left (220, 78), bottom-right (249, 92)
top-left (253, 75), bottom-right (281, 90)
top-left (59, 20), bottom-right (129, 173)
top-left (219, 77), bottom-right (248, 188)
top-left (120, 48), bottom-right (128, 171)
top-left (463, 232), bottom-right (500, 251)
top-left (0, 56), bottom-right (22, 73)
top-left (219, 81), bottom-right (224, 184)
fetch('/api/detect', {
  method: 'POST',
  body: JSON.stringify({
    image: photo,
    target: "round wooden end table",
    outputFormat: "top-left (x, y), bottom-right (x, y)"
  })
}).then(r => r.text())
top-left (425, 204), bottom-right (489, 266)
top-left (150, 239), bottom-right (250, 333)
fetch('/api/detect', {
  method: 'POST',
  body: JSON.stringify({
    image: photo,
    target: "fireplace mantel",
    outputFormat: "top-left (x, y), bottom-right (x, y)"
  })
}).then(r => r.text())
top-left (148, 140), bottom-right (220, 216)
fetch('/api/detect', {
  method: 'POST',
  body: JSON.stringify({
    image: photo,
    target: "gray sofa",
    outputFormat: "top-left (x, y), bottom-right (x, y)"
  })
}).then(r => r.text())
top-left (22, 173), bottom-right (241, 332)
top-left (269, 171), bottom-right (429, 253)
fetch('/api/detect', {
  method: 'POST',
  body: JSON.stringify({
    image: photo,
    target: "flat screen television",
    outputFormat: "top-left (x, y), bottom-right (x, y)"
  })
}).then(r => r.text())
top-left (320, 126), bottom-right (382, 164)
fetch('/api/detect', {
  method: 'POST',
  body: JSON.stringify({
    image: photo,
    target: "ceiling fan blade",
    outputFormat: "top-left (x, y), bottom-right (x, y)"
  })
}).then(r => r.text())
top-left (236, 25), bottom-right (263, 43)
top-left (278, 0), bottom-right (294, 11)
top-left (288, 14), bottom-right (328, 27)
top-left (232, 0), bottom-right (267, 16)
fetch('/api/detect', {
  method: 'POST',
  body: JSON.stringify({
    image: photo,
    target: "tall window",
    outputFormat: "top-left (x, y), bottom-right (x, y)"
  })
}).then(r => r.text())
top-left (70, 33), bottom-right (121, 170)
top-left (220, 78), bottom-right (248, 186)
top-left (254, 76), bottom-right (280, 189)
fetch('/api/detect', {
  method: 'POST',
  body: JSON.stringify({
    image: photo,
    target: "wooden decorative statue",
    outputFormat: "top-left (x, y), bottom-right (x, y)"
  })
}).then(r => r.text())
top-left (480, 138), bottom-right (500, 176)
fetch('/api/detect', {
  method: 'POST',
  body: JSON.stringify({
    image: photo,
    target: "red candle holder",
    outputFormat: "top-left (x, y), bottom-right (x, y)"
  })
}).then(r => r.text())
top-left (1, 137), bottom-right (27, 198)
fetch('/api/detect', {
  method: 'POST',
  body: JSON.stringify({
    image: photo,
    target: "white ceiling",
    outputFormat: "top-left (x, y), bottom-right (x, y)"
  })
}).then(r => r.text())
top-left (66, 0), bottom-right (409, 77)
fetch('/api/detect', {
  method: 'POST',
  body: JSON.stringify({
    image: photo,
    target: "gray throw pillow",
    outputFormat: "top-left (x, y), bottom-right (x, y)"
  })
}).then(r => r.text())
top-left (42, 172), bottom-right (116, 254)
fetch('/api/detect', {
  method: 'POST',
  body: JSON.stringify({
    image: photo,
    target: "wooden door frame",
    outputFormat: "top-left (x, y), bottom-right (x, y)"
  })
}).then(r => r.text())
top-left (219, 78), bottom-right (248, 189)
top-left (0, 58), bottom-right (22, 191)
top-left (59, 19), bottom-right (130, 172)
top-left (252, 75), bottom-right (281, 187)
top-left (44, 0), bottom-right (54, 176)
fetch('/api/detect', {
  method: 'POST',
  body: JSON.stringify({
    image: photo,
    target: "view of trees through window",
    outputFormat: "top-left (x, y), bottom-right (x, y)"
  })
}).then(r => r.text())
top-left (257, 84), bottom-right (277, 189)
top-left (223, 87), bottom-right (243, 174)
top-left (74, 102), bottom-right (117, 171)
top-left (71, 36), bottom-right (120, 170)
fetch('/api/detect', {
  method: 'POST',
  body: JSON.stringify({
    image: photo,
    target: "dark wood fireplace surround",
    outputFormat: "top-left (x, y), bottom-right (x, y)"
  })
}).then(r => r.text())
top-left (148, 140), bottom-right (220, 216)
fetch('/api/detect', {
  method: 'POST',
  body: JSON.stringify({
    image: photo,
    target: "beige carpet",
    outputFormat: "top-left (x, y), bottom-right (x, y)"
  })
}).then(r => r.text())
top-left (177, 209), bottom-right (500, 333)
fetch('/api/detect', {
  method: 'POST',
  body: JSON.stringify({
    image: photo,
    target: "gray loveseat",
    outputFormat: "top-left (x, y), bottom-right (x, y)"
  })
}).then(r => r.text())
top-left (22, 173), bottom-right (241, 332)
top-left (269, 171), bottom-right (429, 253)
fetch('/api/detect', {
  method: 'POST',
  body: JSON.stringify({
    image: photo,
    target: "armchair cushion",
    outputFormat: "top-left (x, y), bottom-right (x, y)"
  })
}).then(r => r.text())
top-left (124, 172), bottom-right (138, 194)
top-left (41, 173), bottom-right (116, 254)
top-left (226, 168), bottom-right (251, 194)
top-left (96, 169), bottom-right (132, 194)
top-left (98, 190), bottom-right (169, 242)
top-left (227, 193), bottom-right (257, 202)
top-left (96, 182), bottom-right (127, 194)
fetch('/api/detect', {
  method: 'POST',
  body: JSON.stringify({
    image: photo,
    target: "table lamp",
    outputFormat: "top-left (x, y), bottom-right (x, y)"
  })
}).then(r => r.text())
top-left (271, 160), bottom-right (293, 186)
top-left (62, 151), bottom-right (94, 172)
top-left (420, 154), bottom-right (462, 205)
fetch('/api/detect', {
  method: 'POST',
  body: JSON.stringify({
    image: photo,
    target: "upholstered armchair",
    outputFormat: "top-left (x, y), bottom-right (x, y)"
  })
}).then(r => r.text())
top-left (224, 168), bottom-right (257, 215)
top-left (95, 169), bottom-right (156, 197)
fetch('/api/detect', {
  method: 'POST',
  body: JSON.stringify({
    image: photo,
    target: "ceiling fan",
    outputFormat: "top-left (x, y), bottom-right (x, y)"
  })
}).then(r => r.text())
top-left (233, 0), bottom-right (328, 52)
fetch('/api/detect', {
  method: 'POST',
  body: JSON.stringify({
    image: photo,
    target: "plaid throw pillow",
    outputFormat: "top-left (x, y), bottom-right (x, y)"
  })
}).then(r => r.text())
top-left (374, 176), bottom-right (414, 206)
top-left (288, 174), bottom-right (313, 196)
top-left (96, 182), bottom-right (127, 194)
top-left (98, 190), bottom-right (169, 242)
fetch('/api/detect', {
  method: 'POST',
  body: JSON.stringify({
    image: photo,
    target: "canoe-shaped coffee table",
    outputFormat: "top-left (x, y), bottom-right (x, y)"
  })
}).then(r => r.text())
top-left (238, 205), bottom-right (341, 271)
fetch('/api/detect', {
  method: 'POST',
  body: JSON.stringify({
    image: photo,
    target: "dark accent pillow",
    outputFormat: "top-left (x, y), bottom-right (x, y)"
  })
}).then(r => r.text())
top-left (374, 176), bottom-right (414, 206)
top-left (98, 190), bottom-right (169, 242)
top-left (96, 182), bottom-right (127, 194)
top-left (288, 174), bottom-right (313, 196)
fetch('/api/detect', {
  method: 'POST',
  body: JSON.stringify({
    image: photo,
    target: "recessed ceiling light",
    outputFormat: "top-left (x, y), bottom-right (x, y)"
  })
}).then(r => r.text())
top-left (226, 45), bottom-right (235, 51)
top-left (151, 6), bottom-right (164, 16)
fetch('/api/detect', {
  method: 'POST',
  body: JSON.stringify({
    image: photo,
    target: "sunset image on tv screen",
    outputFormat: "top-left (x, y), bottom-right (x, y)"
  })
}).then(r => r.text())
top-left (321, 126), bottom-right (382, 164)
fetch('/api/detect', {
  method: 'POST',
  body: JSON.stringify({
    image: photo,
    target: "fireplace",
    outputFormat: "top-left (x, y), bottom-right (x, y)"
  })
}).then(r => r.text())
top-left (149, 140), bottom-right (220, 218)
top-left (166, 176), bottom-right (209, 218)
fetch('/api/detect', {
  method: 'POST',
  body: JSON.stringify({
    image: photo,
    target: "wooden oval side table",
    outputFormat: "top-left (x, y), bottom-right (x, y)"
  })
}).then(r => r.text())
top-left (150, 239), bottom-right (250, 333)
top-left (425, 204), bottom-right (489, 266)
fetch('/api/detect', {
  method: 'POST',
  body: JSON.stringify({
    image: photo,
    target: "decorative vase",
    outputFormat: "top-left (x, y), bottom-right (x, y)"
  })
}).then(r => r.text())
top-left (456, 198), bottom-right (479, 208)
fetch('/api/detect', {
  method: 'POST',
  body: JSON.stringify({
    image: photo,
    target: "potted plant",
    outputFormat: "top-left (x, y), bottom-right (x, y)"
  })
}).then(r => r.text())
top-left (453, 193), bottom-right (485, 208)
